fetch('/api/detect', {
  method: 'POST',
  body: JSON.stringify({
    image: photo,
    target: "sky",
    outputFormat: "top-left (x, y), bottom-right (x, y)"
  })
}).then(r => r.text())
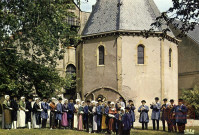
top-left (79, 0), bottom-right (173, 12)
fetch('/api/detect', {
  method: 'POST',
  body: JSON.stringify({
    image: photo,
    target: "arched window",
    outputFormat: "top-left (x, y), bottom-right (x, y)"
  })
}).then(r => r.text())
top-left (138, 45), bottom-right (144, 64)
top-left (99, 46), bottom-right (105, 65)
top-left (169, 49), bottom-right (172, 67)
top-left (66, 64), bottom-right (76, 74)
top-left (65, 64), bottom-right (76, 95)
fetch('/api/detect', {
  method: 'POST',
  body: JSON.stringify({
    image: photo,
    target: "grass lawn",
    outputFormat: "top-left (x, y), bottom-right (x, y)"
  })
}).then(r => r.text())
top-left (0, 127), bottom-right (198, 135)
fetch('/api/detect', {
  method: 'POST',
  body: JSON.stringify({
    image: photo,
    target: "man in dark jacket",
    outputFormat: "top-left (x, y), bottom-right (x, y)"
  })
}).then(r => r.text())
top-left (174, 99), bottom-right (188, 133)
top-left (161, 98), bottom-right (168, 131)
top-left (11, 95), bottom-right (18, 129)
top-left (26, 96), bottom-right (33, 129)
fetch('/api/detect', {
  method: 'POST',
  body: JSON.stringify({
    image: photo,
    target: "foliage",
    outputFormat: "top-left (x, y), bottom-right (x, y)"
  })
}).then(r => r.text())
top-left (0, 0), bottom-right (79, 98)
top-left (181, 86), bottom-right (199, 119)
top-left (152, 0), bottom-right (199, 37)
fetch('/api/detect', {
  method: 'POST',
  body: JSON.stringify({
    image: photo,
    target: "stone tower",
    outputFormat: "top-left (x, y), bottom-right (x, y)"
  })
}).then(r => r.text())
top-left (76, 0), bottom-right (179, 117)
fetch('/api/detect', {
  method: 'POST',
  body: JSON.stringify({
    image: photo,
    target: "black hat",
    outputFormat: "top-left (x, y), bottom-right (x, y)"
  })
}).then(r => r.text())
top-left (128, 100), bottom-right (133, 103)
top-left (108, 101), bottom-right (111, 104)
top-left (178, 99), bottom-right (183, 102)
top-left (170, 99), bottom-right (174, 102)
top-left (58, 97), bottom-right (62, 100)
top-left (27, 95), bottom-right (33, 99)
top-left (141, 100), bottom-right (146, 103)
top-left (125, 107), bottom-right (130, 110)
top-left (163, 98), bottom-right (168, 101)
top-left (69, 98), bottom-right (73, 101)
top-left (155, 97), bottom-right (159, 100)
top-left (43, 97), bottom-right (47, 99)
top-left (119, 97), bottom-right (123, 100)
top-left (87, 100), bottom-right (91, 103)
top-left (117, 108), bottom-right (121, 111)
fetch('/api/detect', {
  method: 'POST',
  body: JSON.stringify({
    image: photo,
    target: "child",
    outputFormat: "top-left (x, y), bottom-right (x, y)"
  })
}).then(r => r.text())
top-left (115, 108), bottom-right (123, 135)
top-left (122, 107), bottom-right (132, 135)
top-left (138, 100), bottom-right (149, 130)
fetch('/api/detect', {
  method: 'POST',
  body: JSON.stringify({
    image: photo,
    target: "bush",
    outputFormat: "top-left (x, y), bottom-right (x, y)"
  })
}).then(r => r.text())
top-left (181, 85), bottom-right (199, 119)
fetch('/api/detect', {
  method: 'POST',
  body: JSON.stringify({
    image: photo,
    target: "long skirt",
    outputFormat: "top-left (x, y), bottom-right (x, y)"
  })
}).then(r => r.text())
top-left (32, 113), bottom-right (41, 128)
top-left (101, 114), bottom-right (107, 130)
top-left (109, 118), bottom-right (115, 131)
top-left (61, 112), bottom-right (68, 127)
top-left (93, 115), bottom-right (97, 131)
top-left (73, 113), bottom-right (78, 129)
top-left (3, 109), bottom-right (12, 129)
top-left (50, 111), bottom-right (56, 128)
top-left (17, 110), bottom-right (26, 128)
top-left (78, 114), bottom-right (83, 130)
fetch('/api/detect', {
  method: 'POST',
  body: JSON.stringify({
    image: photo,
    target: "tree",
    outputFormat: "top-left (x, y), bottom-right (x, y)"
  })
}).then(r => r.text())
top-left (152, 0), bottom-right (199, 37)
top-left (0, 0), bottom-right (79, 98)
top-left (181, 86), bottom-right (199, 119)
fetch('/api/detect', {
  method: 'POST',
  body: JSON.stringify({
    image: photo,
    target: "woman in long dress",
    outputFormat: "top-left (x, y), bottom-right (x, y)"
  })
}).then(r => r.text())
top-left (108, 102), bottom-right (117, 133)
top-left (92, 101), bottom-right (98, 133)
top-left (78, 101), bottom-right (84, 131)
top-left (2, 95), bottom-right (12, 129)
top-left (61, 99), bottom-right (69, 129)
top-left (73, 99), bottom-right (80, 129)
top-left (17, 97), bottom-right (27, 128)
top-left (101, 102), bottom-right (108, 131)
top-left (32, 98), bottom-right (42, 128)
top-left (50, 98), bottom-right (57, 129)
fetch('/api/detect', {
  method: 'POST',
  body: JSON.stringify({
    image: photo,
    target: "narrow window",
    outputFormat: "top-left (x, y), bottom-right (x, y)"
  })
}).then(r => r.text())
top-left (169, 49), bottom-right (172, 67)
top-left (99, 46), bottom-right (105, 65)
top-left (138, 45), bottom-right (144, 64)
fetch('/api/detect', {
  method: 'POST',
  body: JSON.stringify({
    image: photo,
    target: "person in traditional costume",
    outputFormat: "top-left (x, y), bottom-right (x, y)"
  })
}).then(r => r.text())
top-left (161, 98), bottom-right (169, 131)
top-left (10, 95), bottom-right (18, 129)
top-left (96, 99), bottom-right (103, 133)
top-left (67, 98), bottom-right (74, 129)
top-left (41, 97), bottom-right (49, 128)
top-left (166, 99), bottom-right (177, 132)
top-left (106, 101), bottom-right (111, 133)
top-left (2, 95), bottom-right (12, 129)
top-left (108, 102), bottom-right (117, 134)
top-left (150, 97), bottom-right (161, 130)
top-left (56, 97), bottom-right (63, 129)
top-left (92, 101), bottom-right (98, 133)
top-left (74, 99), bottom-right (80, 129)
top-left (115, 108), bottom-right (123, 135)
top-left (77, 101), bottom-right (84, 131)
top-left (17, 97), bottom-right (27, 128)
top-left (101, 102), bottom-right (108, 132)
top-left (127, 100), bottom-right (136, 128)
top-left (26, 96), bottom-right (33, 129)
top-left (88, 101), bottom-right (93, 133)
top-left (122, 107), bottom-right (132, 135)
top-left (83, 100), bottom-right (90, 131)
top-left (61, 99), bottom-right (69, 129)
top-left (138, 100), bottom-right (149, 130)
top-left (32, 98), bottom-right (42, 128)
top-left (174, 99), bottom-right (188, 134)
top-left (50, 97), bottom-right (57, 129)
top-left (119, 97), bottom-right (125, 108)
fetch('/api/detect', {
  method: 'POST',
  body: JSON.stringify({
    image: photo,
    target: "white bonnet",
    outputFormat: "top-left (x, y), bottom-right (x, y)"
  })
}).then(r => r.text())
top-left (5, 95), bottom-right (9, 99)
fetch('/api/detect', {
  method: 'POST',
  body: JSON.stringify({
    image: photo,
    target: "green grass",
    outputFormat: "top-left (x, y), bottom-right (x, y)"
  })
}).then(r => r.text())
top-left (0, 127), bottom-right (198, 135)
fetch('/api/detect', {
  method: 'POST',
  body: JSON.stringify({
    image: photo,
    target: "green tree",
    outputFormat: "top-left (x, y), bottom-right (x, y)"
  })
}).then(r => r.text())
top-left (0, 0), bottom-right (79, 98)
top-left (153, 0), bottom-right (199, 37)
top-left (181, 86), bottom-right (199, 119)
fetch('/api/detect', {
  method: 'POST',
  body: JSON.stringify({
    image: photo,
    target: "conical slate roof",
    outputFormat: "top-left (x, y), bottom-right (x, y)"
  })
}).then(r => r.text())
top-left (82, 0), bottom-right (174, 36)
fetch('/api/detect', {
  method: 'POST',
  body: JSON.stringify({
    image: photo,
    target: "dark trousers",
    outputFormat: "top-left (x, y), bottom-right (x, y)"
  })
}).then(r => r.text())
top-left (122, 130), bottom-right (130, 135)
top-left (177, 123), bottom-right (185, 133)
top-left (142, 122), bottom-right (148, 130)
top-left (42, 119), bottom-right (47, 128)
top-left (162, 120), bottom-right (165, 131)
top-left (68, 119), bottom-right (73, 129)
top-left (97, 115), bottom-right (102, 132)
top-left (152, 119), bottom-right (159, 130)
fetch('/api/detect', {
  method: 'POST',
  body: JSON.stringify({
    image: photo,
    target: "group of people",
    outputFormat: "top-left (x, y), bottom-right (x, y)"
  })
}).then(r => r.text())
top-left (2, 95), bottom-right (188, 134)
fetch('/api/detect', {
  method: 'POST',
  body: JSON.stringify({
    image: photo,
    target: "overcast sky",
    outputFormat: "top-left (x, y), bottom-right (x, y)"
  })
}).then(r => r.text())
top-left (79, 0), bottom-right (173, 12)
